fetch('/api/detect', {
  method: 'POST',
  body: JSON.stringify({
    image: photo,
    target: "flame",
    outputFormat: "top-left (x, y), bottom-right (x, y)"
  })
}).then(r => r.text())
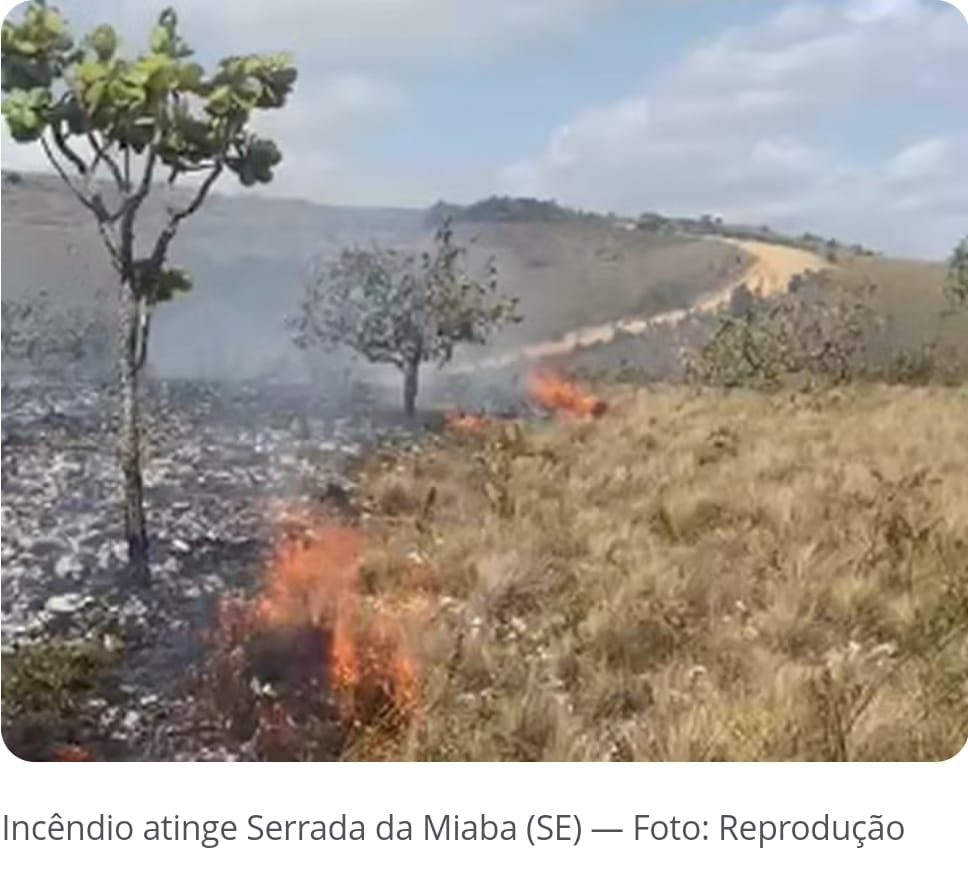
top-left (52, 744), bottom-right (93, 761)
top-left (525, 369), bottom-right (607, 418)
top-left (256, 524), bottom-right (362, 630)
top-left (212, 514), bottom-right (419, 754)
top-left (445, 410), bottom-right (493, 435)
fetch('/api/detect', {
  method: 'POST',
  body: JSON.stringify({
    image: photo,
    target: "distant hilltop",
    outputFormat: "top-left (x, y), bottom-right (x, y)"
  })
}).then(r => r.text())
top-left (634, 211), bottom-right (881, 260)
top-left (425, 195), bottom-right (609, 227)
top-left (425, 194), bottom-right (880, 262)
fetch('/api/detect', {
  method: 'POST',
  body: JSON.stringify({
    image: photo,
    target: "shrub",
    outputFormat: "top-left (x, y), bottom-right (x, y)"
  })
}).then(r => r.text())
top-left (685, 275), bottom-right (879, 388)
top-left (685, 272), bottom-right (968, 389)
top-left (1, 639), bottom-right (121, 761)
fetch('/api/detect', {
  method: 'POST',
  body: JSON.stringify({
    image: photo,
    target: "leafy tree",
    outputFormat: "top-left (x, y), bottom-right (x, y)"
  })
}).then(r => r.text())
top-left (291, 221), bottom-right (521, 416)
top-left (947, 236), bottom-right (968, 306)
top-left (1, 1), bottom-right (297, 585)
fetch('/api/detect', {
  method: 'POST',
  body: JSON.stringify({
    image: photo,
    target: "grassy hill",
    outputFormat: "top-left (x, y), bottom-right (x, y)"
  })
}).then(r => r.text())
top-left (4, 171), bottom-right (958, 394)
top-left (2, 173), bottom-right (747, 377)
top-left (2, 173), bottom-right (965, 764)
top-left (350, 383), bottom-right (968, 761)
top-left (563, 246), bottom-right (964, 387)
top-left (453, 221), bottom-right (747, 350)
top-left (2, 173), bottom-right (752, 382)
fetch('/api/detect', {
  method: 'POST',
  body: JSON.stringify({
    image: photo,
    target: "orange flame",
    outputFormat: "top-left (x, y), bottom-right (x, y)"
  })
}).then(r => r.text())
top-left (445, 410), bottom-right (493, 435)
top-left (52, 744), bottom-right (93, 762)
top-left (525, 369), bottom-right (607, 418)
top-left (256, 524), bottom-right (362, 631)
top-left (216, 514), bottom-right (418, 743)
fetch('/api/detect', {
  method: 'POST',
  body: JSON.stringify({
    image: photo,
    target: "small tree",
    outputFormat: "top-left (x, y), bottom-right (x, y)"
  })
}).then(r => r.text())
top-left (947, 236), bottom-right (968, 307)
top-left (1, 1), bottom-right (297, 585)
top-left (292, 221), bottom-right (520, 416)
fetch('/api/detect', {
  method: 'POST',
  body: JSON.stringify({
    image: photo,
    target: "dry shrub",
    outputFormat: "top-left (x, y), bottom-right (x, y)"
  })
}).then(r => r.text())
top-left (572, 265), bottom-right (968, 388)
top-left (1, 639), bottom-right (121, 761)
top-left (687, 272), bottom-right (968, 389)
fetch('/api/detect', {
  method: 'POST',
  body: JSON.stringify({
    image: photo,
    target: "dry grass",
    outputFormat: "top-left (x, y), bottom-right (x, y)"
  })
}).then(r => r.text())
top-left (352, 384), bottom-right (968, 761)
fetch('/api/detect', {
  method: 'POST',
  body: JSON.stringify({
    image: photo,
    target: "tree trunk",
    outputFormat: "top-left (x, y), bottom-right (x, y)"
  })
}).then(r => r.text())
top-left (117, 284), bottom-right (150, 586)
top-left (403, 358), bottom-right (420, 418)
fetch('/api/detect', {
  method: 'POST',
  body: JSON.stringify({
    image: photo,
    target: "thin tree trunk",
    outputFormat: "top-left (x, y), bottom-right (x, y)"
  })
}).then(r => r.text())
top-left (403, 357), bottom-right (420, 418)
top-left (117, 284), bottom-right (150, 586)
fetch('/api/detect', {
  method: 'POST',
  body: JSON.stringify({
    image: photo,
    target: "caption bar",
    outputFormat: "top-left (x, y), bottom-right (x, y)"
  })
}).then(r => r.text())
top-left (4, 812), bottom-right (905, 850)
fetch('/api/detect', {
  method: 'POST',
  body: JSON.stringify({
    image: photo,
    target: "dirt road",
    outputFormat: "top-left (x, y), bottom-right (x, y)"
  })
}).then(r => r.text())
top-left (450, 238), bottom-right (830, 373)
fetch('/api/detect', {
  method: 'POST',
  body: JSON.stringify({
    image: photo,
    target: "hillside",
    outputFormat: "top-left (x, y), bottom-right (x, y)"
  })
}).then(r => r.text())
top-left (2, 173), bottom-right (750, 381)
top-left (453, 237), bottom-right (829, 373)
top-left (2, 182), bottom-right (965, 765)
top-left (2, 172), bottom-right (426, 381)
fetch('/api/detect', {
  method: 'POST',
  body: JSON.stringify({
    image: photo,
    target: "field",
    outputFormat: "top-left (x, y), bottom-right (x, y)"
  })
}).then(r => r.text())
top-left (2, 172), bottom-right (966, 763)
top-left (354, 383), bottom-right (968, 761)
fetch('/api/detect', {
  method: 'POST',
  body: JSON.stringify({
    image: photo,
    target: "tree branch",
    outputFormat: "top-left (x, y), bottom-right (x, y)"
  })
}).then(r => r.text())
top-left (40, 134), bottom-right (102, 218)
top-left (134, 140), bottom-right (159, 205)
top-left (87, 131), bottom-right (126, 193)
top-left (143, 162), bottom-right (223, 282)
top-left (50, 124), bottom-right (88, 178)
top-left (119, 140), bottom-right (160, 282)
top-left (94, 220), bottom-right (121, 269)
top-left (39, 126), bottom-right (123, 269)
top-left (170, 162), bottom-right (223, 223)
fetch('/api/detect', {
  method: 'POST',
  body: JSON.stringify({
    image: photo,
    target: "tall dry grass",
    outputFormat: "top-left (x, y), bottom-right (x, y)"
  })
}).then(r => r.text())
top-left (354, 385), bottom-right (968, 761)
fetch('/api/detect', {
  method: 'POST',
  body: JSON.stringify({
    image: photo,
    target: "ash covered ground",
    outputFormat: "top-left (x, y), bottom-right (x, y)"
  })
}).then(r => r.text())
top-left (1, 372), bottom-right (522, 760)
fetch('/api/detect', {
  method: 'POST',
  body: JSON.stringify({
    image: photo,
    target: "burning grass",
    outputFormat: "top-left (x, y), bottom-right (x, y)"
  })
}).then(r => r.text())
top-left (445, 410), bottom-right (497, 436)
top-left (525, 368), bottom-right (607, 418)
top-left (200, 380), bottom-right (967, 761)
top-left (207, 511), bottom-right (420, 760)
top-left (352, 383), bottom-right (968, 761)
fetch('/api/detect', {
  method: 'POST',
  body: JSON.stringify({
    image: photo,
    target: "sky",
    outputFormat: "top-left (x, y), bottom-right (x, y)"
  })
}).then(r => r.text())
top-left (1, 0), bottom-right (966, 258)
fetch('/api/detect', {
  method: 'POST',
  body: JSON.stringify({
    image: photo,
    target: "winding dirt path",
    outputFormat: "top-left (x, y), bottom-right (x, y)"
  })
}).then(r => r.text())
top-left (450, 238), bottom-right (830, 374)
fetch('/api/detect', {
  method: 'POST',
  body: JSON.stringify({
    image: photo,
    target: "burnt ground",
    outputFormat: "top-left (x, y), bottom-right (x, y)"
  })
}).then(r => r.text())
top-left (1, 374), bottom-right (521, 761)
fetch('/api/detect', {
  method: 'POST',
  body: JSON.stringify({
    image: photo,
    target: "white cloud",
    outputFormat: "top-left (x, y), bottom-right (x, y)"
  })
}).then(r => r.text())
top-left (498, 0), bottom-right (968, 257)
top-left (252, 73), bottom-right (407, 148)
top-left (885, 137), bottom-right (953, 183)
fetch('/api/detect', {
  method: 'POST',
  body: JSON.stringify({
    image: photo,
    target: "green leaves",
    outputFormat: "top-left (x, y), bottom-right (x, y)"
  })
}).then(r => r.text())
top-left (1, 86), bottom-right (50, 141)
top-left (1, 2), bottom-right (73, 61)
top-left (131, 261), bottom-right (193, 304)
top-left (85, 24), bottom-right (118, 62)
top-left (2, 0), bottom-right (75, 94)
top-left (206, 53), bottom-right (297, 119)
top-left (228, 135), bottom-right (282, 186)
top-left (204, 83), bottom-right (234, 117)
top-left (2, 0), bottom-right (296, 326)
top-left (149, 8), bottom-right (192, 59)
top-left (3, 1), bottom-right (296, 186)
top-left (151, 266), bottom-right (193, 303)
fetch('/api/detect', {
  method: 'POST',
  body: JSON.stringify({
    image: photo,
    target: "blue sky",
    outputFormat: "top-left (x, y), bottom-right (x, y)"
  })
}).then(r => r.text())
top-left (2, 0), bottom-right (967, 257)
